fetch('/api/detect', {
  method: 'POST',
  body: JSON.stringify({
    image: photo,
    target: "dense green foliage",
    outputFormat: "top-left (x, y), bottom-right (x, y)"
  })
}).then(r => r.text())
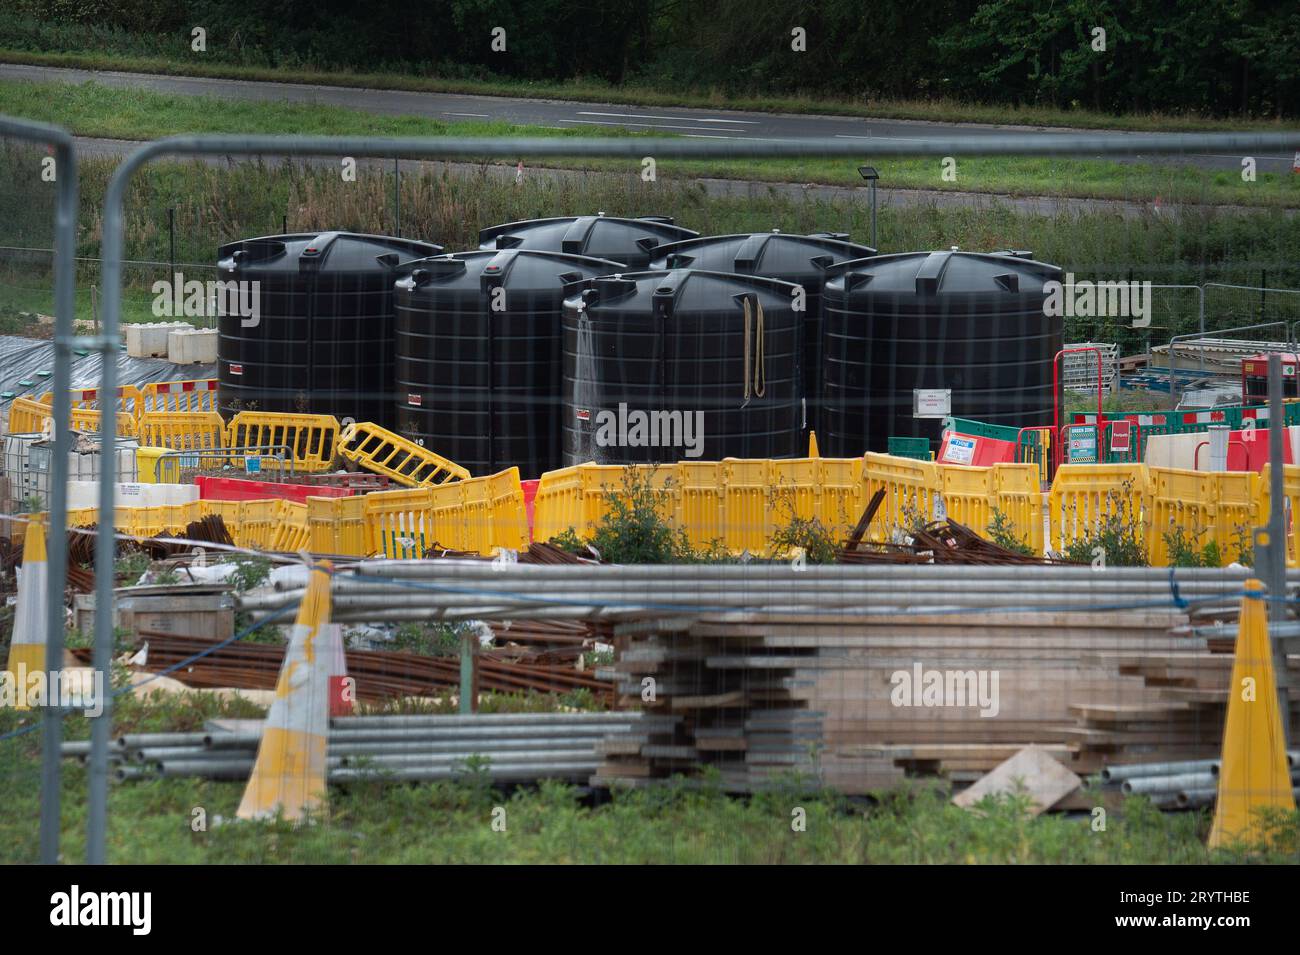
top-left (3, 0), bottom-right (1299, 117)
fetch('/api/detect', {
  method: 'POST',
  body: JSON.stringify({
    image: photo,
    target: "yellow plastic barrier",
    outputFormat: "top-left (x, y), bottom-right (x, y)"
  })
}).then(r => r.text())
top-left (6, 396), bottom-right (52, 434)
top-left (364, 487), bottom-right (437, 559)
top-left (1147, 468), bottom-right (1220, 566)
top-left (937, 464), bottom-right (996, 537)
top-left (138, 411), bottom-right (226, 453)
top-left (226, 412), bottom-right (340, 473)
top-left (138, 379), bottom-right (219, 415)
top-left (531, 465), bottom-right (586, 543)
top-left (816, 458), bottom-right (866, 532)
top-left (74, 407), bottom-right (137, 437)
top-left (39, 385), bottom-right (143, 415)
top-left (991, 463), bottom-right (1045, 555)
top-left (1257, 464), bottom-right (1300, 567)
top-left (337, 421), bottom-right (469, 487)
top-left (365, 468), bottom-right (528, 558)
top-left (11, 398), bottom-right (137, 438)
top-left (1211, 470), bottom-right (1261, 565)
top-left (677, 462), bottom-right (723, 551)
top-left (862, 452), bottom-right (942, 542)
top-left (270, 500), bottom-right (311, 552)
top-left (722, 459), bottom-right (775, 553)
top-left (1048, 463), bottom-right (1149, 556)
top-left (307, 495), bottom-right (369, 557)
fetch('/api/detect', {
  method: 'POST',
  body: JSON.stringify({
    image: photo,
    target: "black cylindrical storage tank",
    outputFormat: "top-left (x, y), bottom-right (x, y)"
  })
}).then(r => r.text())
top-left (395, 249), bottom-right (625, 477)
top-left (562, 269), bottom-right (803, 465)
top-left (821, 250), bottom-right (1063, 457)
top-left (650, 231), bottom-right (876, 436)
top-left (216, 231), bottom-right (440, 427)
top-left (479, 214), bottom-right (698, 269)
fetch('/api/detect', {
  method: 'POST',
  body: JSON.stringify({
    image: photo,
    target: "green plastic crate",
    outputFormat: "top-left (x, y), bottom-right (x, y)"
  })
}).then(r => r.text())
top-left (888, 436), bottom-right (931, 460)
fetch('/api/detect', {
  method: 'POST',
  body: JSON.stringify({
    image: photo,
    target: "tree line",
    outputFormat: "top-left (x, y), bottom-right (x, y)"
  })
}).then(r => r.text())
top-left (10, 0), bottom-right (1300, 117)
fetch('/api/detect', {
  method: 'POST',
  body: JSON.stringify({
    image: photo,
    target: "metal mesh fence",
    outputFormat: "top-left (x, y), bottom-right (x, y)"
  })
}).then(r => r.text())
top-left (2, 125), bottom-right (1300, 864)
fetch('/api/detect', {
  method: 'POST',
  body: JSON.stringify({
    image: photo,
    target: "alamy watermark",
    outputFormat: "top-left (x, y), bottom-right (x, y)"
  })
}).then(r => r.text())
top-left (590, 402), bottom-right (705, 458)
top-left (152, 272), bottom-right (261, 327)
top-left (1, 664), bottom-right (104, 717)
top-left (1043, 272), bottom-right (1151, 327)
top-left (890, 663), bottom-right (1000, 717)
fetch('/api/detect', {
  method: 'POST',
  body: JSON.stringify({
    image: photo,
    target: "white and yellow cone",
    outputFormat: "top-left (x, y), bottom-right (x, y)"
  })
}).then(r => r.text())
top-left (1208, 578), bottom-right (1296, 848)
top-left (237, 562), bottom-right (335, 823)
top-left (4, 516), bottom-right (48, 710)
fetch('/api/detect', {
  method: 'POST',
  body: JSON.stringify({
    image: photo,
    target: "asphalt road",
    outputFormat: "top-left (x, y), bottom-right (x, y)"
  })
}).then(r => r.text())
top-left (3, 63), bottom-right (1296, 173)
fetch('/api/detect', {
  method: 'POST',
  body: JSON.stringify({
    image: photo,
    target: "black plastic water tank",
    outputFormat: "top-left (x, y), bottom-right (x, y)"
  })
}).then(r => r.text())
top-left (394, 249), bottom-right (624, 477)
top-left (479, 214), bottom-right (698, 269)
top-left (562, 269), bottom-right (802, 465)
top-left (821, 250), bottom-right (1063, 457)
top-left (216, 231), bottom-right (440, 427)
top-left (651, 231), bottom-right (876, 436)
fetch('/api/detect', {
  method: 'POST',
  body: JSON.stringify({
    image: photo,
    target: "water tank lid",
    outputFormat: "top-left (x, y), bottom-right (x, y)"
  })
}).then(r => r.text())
top-left (653, 232), bottom-right (876, 278)
top-left (477, 216), bottom-right (699, 259)
top-left (396, 249), bottom-right (626, 291)
top-left (217, 231), bottom-right (441, 273)
top-left (826, 250), bottom-right (1061, 296)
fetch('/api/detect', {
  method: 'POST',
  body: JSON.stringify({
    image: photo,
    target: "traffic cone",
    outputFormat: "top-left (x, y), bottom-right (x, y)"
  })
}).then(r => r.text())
top-left (237, 561), bottom-right (335, 822)
top-left (1207, 578), bottom-right (1296, 848)
top-left (808, 431), bottom-right (819, 458)
top-left (3, 516), bottom-right (48, 711)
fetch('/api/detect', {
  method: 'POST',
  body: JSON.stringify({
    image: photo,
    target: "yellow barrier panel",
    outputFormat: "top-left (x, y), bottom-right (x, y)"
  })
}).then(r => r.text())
top-left (863, 452), bottom-right (941, 542)
top-left (138, 379), bottom-right (219, 415)
top-left (938, 464), bottom-right (996, 538)
top-left (226, 412), bottom-right (340, 473)
top-left (270, 500), bottom-right (311, 552)
top-left (1048, 463), bottom-right (1149, 557)
top-left (678, 462), bottom-right (723, 551)
top-left (365, 487), bottom-right (436, 558)
top-left (40, 385), bottom-right (144, 415)
top-left (531, 465), bottom-right (585, 543)
top-left (816, 458), bottom-right (865, 533)
top-left (337, 421), bottom-right (469, 487)
top-left (138, 411), bottom-right (226, 452)
top-left (992, 463), bottom-right (1045, 555)
top-left (69, 406), bottom-right (137, 437)
top-left (1257, 464), bottom-right (1300, 568)
top-left (1213, 470), bottom-right (1261, 565)
top-left (306, 495), bottom-right (368, 557)
top-left (722, 459), bottom-right (773, 553)
top-left (1147, 468), bottom-right (1217, 566)
top-left (6, 396), bottom-right (52, 434)
top-left (365, 468), bottom-right (528, 557)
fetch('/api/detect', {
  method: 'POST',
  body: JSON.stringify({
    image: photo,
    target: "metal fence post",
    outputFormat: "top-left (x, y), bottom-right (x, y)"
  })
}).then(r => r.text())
top-left (1265, 353), bottom-right (1291, 746)
top-left (0, 115), bottom-right (78, 865)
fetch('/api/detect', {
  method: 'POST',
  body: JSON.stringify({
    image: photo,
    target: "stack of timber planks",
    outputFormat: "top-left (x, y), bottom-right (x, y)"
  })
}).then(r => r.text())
top-left (591, 606), bottom-right (1245, 793)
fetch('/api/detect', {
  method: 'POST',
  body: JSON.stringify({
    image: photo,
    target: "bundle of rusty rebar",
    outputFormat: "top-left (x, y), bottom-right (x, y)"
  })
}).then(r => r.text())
top-left (71, 630), bottom-right (612, 703)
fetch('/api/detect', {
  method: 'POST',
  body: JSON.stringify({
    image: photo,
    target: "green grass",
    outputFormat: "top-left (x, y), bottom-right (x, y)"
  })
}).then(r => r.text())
top-left (3, 46), bottom-right (1297, 135)
top-left (2, 692), bottom-right (1294, 863)
top-left (1, 78), bottom-right (1298, 210)
top-left (1, 141), bottom-right (1297, 355)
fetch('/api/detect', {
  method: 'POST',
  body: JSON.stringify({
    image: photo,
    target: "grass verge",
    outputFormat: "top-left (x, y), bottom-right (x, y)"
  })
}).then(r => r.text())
top-left (0, 78), bottom-right (1297, 209)
top-left (2, 47), bottom-right (1296, 134)
top-left (3, 692), bottom-right (1293, 863)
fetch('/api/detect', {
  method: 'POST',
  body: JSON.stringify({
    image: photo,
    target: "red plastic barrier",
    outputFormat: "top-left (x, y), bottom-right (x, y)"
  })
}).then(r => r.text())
top-left (937, 432), bottom-right (1017, 467)
top-left (522, 479), bottom-right (539, 541)
top-left (1225, 429), bottom-right (1293, 472)
top-left (196, 475), bottom-right (352, 503)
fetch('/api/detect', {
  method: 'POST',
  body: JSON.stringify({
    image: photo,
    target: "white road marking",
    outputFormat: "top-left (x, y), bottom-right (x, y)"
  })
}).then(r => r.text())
top-left (578, 110), bottom-right (760, 125)
top-left (562, 119), bottom-right (747, 134)
top-left (444, 111), bottom-right (491, 118)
